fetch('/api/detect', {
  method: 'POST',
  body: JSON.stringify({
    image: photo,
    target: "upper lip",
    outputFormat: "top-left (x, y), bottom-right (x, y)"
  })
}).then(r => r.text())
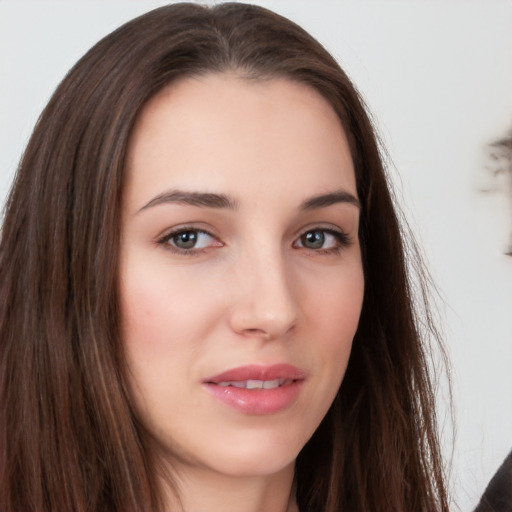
top-left (204, 364), bottom-right (306, 384)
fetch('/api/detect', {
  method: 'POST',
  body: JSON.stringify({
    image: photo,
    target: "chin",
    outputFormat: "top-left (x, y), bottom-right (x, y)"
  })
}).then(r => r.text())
top-left (208, 451), bottom-right (297, 479)
top-left (203, 426), bottom-right (309, 477)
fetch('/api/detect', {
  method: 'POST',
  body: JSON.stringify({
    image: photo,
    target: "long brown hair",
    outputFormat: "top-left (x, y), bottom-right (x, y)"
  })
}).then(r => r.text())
top-left (0, 3), bottom-right (449, 511)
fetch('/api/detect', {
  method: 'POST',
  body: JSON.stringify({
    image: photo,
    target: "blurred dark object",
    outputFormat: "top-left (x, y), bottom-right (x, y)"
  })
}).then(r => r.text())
top-left (474, 451), bottom-right (512, 512)
top-left (489, 129), bottom-right (512, 175)
top-left (488, 129), bottom-right (512, 255)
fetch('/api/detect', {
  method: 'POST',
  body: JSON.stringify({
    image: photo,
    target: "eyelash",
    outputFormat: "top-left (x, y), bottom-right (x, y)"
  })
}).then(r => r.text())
top-left (294, 228), bottom-right (353, 254)
top-left (157, 226), bottom-right (353, 256)
top-left (157, 227), bottom-right (219, 256)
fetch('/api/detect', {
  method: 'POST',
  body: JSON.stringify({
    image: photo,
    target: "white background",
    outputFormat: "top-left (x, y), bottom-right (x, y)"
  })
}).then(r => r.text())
top-left (1, 1), bottom-right (511, 510)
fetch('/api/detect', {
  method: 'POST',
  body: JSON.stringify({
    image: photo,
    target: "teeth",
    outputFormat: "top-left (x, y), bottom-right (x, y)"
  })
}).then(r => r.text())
top-left (216, 379), bottom-right (284, 389)
top-left (263, 379), bottom-right (280, 389)
top-left (247, 379), bottom-right (262, 389)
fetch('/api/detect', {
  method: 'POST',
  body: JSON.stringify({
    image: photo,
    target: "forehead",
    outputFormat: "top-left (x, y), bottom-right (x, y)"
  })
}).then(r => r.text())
top-left (124, 73), bottom-right (356, 207)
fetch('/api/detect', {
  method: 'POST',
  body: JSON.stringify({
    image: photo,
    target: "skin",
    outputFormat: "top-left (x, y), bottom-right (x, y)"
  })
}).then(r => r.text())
top-left (120, 73), bottom-right (364, 512)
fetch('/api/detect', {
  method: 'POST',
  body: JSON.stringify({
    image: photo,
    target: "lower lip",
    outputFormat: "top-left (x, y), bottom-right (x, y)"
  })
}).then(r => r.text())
top-left (203, 381), bottom-right (303, 415)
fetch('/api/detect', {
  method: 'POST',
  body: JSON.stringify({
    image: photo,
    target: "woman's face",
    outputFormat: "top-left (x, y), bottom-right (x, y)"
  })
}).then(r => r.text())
top-left (120, 74), bottom-right (364, 479)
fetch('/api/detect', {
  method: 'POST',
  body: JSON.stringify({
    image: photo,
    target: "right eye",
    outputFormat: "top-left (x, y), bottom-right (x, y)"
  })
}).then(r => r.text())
top-left (159, 229), bottom-right (221, 254)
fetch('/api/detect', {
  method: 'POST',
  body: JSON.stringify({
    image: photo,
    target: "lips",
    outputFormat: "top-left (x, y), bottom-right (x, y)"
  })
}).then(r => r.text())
top-left (203, 364), bottom-right (305, 415)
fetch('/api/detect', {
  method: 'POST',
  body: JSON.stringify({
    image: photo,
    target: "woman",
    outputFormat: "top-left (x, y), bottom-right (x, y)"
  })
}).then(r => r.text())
top-left (0, 3), bottom-right (449, 511)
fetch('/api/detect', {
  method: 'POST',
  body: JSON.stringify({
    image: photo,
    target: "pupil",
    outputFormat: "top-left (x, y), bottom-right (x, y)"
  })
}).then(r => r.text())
top-left (174, 231), bottom-right (197, 249)
top-left (303, 231), bottom-right (324, 249)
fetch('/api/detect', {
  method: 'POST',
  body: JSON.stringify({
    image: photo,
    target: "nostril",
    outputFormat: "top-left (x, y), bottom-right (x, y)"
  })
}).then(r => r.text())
top-left (244, 328), bottom-right (270, 339)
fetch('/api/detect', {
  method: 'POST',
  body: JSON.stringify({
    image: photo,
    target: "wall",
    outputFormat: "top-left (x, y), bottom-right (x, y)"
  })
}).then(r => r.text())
top-left (1, 1), bottom-right (511, 510)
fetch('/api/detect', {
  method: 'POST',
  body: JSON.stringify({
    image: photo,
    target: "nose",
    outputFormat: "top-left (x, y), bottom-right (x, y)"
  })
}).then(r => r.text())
top-left (228, 248), bottom-right (299, 341)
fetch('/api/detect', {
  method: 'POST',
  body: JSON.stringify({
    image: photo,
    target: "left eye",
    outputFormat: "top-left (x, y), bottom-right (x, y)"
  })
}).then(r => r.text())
top-left (295, 229), bottom-right (347, 250)
top-left (165, 229), bottom-right (216, 250)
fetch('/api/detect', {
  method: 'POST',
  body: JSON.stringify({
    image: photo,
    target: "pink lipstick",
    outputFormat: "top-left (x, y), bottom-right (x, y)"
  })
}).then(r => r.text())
top-left (203, 364), bottom-right (305, 415)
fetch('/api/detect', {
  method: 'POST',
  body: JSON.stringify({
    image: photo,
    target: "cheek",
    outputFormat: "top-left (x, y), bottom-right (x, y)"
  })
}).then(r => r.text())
top-left (118, 261), bottom-right (213, 406)
top-left (121, 280), bottom-right (175, 364)
top-left (119, 268), bottom-right (213, 435)
top-left (307, 264), bottom-right (364, 388)
top-left (309, 264), bottom-right (364, 344)
top-left (120, 259), bottom-right (215, 352)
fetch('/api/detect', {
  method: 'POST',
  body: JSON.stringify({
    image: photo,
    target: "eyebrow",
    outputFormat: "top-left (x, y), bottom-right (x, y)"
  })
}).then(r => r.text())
top-left (138, 188), bottom-right (360, 213)
top-left (301, 190), bottom-right (360, 210)
top-left (139, 190), bottom-right (239, 212)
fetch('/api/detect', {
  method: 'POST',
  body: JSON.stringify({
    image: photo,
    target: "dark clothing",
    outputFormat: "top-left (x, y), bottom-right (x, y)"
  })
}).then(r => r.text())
top-left (474, 451), bottom-right (512, 512)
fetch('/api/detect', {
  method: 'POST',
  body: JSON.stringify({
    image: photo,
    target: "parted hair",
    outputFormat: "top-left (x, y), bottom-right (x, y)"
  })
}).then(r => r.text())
top-left (0, 3), bottom-right (449, 511)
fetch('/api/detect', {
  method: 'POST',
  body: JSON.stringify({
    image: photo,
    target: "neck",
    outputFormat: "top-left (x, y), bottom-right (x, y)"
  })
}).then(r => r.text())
top-left (160, 462), bottom-right (298, 512)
